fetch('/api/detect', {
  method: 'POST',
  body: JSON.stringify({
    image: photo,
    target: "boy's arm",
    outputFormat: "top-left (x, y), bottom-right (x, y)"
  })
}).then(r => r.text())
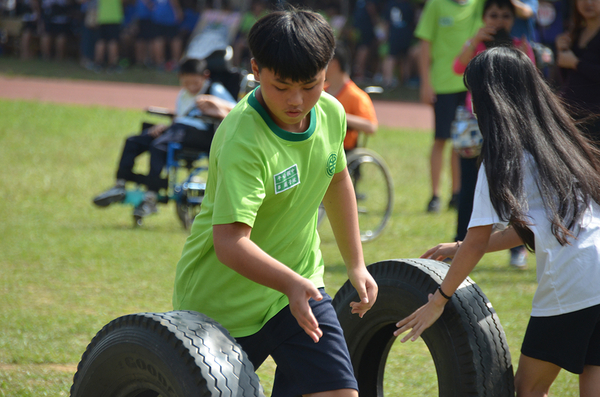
top-left (196, 95), bottom-right (236, 119)
top-left (322, 168), bottom-right (378, 317)
top-left (418, 39), bottom-right (436, 105)
top-left (345, 113), bottom-right (378, 135)
top-left (213, 222), bottom-right (324, 343)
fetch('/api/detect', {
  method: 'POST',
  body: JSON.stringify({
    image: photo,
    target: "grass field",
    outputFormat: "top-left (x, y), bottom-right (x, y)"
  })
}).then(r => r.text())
top-left (0, 98), bottom-right (579, 396)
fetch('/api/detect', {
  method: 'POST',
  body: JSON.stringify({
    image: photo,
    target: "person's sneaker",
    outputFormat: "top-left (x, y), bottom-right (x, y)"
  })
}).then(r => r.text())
top-left (510, 246), bottom-right (528, 269)
top-left (427, 196), bottom-right (441, 213)
top-left (133, 197), bottom-right (158, 218)
top-left (448, 193), bottom-right (460, 210)
top-left (93, 185), bottom-right (126, 207)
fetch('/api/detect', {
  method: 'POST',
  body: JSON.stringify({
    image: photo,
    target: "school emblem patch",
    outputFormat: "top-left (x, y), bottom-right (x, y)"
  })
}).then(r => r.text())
top-left (274, 164), bottom-right (300, 194)
top-left (326, 153), bottom-right (337, 177)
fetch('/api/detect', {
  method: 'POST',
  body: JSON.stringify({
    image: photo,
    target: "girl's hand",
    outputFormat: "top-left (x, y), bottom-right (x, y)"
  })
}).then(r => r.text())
top-left (557, 49), bottom-right (579, 69)
top-left (421, 242), bottom-right (460, 262)
top-left (394, 291), bottom-right (447, 342)
top-left (555, 33), bottom-right (571, 52)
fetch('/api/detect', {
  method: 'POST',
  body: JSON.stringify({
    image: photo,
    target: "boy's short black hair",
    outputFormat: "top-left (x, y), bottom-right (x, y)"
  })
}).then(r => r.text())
top-left (483, 0), bottom-right (515, 15)
top-left (248, 8), bottom-right (335, 82)
top-left (178, 58), bottom-right (209, 76)
top-left (332, 43), bottom-right (351, 75)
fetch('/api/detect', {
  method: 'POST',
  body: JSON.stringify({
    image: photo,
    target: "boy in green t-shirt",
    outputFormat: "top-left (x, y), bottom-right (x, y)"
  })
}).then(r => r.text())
top-left (172, 9), bottom-right (378, 397)
top-left (414, 0), bottom-right (484, 213)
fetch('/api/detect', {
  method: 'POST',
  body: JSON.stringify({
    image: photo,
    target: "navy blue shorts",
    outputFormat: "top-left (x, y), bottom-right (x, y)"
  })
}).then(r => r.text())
top-left (98, 23), bottom-right (121, 42)
top-left (434, 91), bottom-right (467, 140)
top-left (236, 289), bottom-right (358, 397)
top-left (137, 18), bottom-right (156, 41)
top-left (521, 304), bottom-right (600, 374)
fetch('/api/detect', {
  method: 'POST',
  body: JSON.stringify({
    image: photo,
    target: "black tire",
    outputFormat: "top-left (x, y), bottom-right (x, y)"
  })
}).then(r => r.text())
top-left (333, 259), bottom-right (514, 397)
top-left (346, 149), bottom-right (393, 242)
top-left (70, 311), bottom-right (264, 397)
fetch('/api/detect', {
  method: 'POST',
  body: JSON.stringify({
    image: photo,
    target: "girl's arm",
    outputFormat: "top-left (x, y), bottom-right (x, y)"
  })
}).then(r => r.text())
top-left (421, 225), bottom-right (523, 261)
top-left (322, 167), bottom-right (378, 317)
top-left (394, 224), bottom-right (493, 342)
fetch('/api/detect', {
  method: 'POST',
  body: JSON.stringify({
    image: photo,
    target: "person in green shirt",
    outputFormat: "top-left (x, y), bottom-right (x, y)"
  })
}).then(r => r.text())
top-left (94, 0), bottom-right (124, 71)
top-left (414, 0), bottom-right (484, 213)
top-left (172, 9), bottom-right (378, 397)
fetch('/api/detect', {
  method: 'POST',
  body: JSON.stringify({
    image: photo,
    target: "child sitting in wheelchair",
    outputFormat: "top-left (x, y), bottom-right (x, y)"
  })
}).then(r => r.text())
top-left (93, 57), bottom-right (237, 218)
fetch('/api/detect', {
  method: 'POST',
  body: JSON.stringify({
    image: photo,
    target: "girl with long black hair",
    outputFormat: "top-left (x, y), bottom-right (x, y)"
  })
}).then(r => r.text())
top-left (395, 46), bottom-right (600, 396)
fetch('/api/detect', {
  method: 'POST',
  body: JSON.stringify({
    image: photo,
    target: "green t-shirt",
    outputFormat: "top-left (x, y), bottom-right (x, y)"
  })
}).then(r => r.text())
top-left (172, 89), bottom-right (347, 338)
top-left (97, 0), bottom-right (123, 25)
top-left (414, 0), bottom-right (483, 94)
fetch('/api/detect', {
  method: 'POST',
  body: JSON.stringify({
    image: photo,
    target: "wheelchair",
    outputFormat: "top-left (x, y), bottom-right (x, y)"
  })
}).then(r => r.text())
top-left (317, 86), bottom-right (394, 243)
top-left (119, 49), bottom-right (258, 229)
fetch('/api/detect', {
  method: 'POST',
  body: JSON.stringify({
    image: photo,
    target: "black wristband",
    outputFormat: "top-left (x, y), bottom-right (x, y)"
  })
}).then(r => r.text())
top-left (437, 286), bottom-right (452, 300)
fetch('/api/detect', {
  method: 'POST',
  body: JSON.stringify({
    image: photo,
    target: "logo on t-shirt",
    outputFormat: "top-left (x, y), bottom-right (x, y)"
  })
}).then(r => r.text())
top-left (326, 153), bottom-right (337, 177)
top-left (439, 16), bottom-right (454, 27)
top-left (274, 164), bottom-right (300, 194)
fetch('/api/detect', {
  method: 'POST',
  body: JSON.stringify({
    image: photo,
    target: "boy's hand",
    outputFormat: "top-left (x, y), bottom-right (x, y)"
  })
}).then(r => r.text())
top-left (149, 124), bottom-right (168, 137)
top-left (473, 26), bottom-right (496, 45)
top-left (348, 266), bottom-right (378, 318)
top-left (285, 277), bottom-right (324, 343)
top-left (196, 95), bottom-right (232, 119)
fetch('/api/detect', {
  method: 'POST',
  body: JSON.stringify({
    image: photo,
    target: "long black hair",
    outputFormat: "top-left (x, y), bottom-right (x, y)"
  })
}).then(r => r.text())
top-left (464, 46), bottom-right (600, 249)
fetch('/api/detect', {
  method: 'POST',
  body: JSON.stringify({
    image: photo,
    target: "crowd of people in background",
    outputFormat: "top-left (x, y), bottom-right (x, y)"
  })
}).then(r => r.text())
top-left (0, 0), bottom-right (571, 82)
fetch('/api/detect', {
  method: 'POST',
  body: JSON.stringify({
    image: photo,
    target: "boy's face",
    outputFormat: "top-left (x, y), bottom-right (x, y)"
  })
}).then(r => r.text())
top-left (179, 73), bottom-right (207, 95)
top-left (483, 5), bottom-right (514, 32)
top-left (251, 59), bottom-right (326, 132)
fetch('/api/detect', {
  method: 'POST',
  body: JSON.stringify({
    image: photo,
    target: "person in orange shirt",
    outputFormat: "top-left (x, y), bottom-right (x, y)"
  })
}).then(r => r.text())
top-left (325, 45), bottom-right (378, 152)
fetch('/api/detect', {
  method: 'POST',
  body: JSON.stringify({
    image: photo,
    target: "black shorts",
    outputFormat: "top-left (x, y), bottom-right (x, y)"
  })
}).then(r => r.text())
top-left (153, 22), bottom-right (179, 40)
top-left (521, 304), bottom-right (600, 374)
top-left (98, 23), bottom-right (121, 42)
top-left (21, 20), bottom-right (38, 33)
top-left (137, 18), bottom-right (156, 40)
top-left (434, 91), bottom-right (467, 140)
top-left (44, 21), bottom-right (70, 36)
top-left (236, 289), bottom-right (358, 397)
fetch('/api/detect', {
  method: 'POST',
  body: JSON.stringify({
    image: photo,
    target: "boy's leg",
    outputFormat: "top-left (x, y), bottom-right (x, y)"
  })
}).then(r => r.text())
top-left (94, 131), bottom-right (155, 207)
top-left (305, 390), bottom-right (357, 397)
top-left (428, 92), bottom-right (465, 212)
top-left (116, 131), bottom-right (155, 184)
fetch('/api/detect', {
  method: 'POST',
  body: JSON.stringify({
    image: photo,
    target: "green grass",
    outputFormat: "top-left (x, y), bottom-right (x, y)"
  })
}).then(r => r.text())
top-left (0, 99), bottom-right (579, 396)
top-left (0, 56), bottom-right (180, 86)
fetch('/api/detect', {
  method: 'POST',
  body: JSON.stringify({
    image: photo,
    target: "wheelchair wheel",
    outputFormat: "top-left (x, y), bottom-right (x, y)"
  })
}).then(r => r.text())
top-left (133, 215), bottom-right (143, 227)
top-left (346, 148), bottom-right (394, 242)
